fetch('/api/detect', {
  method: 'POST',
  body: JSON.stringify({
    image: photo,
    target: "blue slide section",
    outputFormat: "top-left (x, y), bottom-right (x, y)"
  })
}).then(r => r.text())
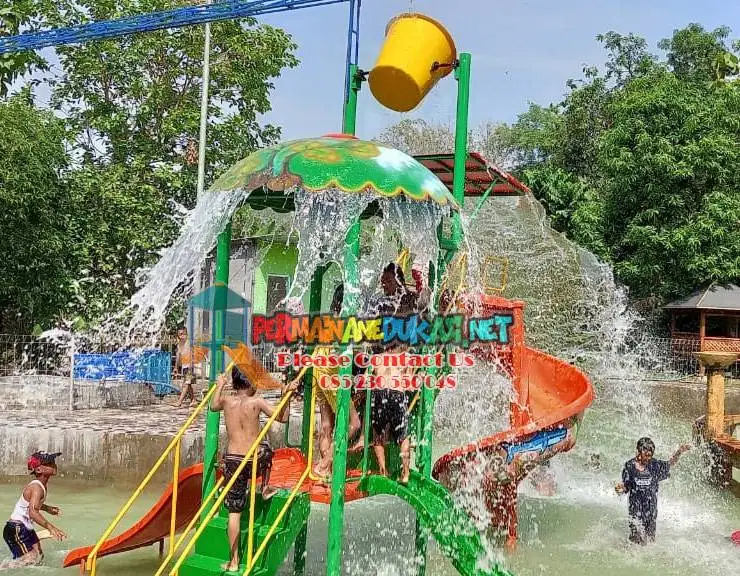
top-left (503, 427), bottom-right (567, 463)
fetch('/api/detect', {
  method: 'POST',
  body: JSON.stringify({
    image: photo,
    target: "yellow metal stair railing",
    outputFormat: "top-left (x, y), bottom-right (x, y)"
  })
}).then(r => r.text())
top-left (166, 382), bottom-right (316, 576)
top-left (153, 476), bottom-right (225, 576)
top-left (242, 382), bottom-right (317, 575)
top-left (85, 379), bottom-right (222, 576)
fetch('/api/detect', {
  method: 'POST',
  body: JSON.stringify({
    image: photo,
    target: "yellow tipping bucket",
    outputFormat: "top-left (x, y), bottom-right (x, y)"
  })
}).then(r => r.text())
top-left (369, 13), bottom-right (457, 112)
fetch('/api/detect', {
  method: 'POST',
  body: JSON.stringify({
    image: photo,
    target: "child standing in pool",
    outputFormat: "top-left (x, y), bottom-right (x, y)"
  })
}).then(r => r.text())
top-left (3, 452), bottom-right (66, 567)
top-left (615, 437), bottom-right (691, 545)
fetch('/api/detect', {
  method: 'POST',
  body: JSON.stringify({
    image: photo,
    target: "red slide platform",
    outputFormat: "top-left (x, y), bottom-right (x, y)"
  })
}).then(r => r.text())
top-left (63, 463), bottom-right (205, 568)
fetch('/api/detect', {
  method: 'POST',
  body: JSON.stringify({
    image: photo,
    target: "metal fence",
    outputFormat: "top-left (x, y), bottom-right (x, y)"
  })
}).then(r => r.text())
top-left (0, 334), bottom-right (282, 379)
top-left (634, 337), bottom-right (739, 381)
top-left (0, 334), bottom-right (74, 377)
top-left (0, 333), bottom-right (177, 378)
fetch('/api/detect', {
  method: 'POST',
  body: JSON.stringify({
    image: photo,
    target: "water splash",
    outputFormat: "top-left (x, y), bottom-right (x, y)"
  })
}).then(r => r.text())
top-left (288, 188), bottom-right (377, 305)
top-left (114, 189), bottom-right (250, 342)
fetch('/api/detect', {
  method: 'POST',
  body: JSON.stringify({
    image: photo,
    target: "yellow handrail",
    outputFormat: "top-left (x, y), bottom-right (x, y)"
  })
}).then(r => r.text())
top-left (86, 381), bottom-right (221, 576)
top-left (168, 390), bottom-right (295, 575)
top-left (244, 382), bottom-right (317, 574)
top-left (153, 477), bottom-right (225, 576)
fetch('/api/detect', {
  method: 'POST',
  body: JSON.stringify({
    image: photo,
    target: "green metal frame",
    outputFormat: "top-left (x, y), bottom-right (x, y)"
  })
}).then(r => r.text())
top-left (195, 52), bottom-right (474, 576)
top-left (326, 64), bottom-right (363, 576)
top-left (202, 224), bottom-right (233, 511)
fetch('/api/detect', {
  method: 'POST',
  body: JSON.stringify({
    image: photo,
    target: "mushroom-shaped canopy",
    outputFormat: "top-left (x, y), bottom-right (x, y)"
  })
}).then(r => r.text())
top-left (209, 134), bottom-right (459, 209)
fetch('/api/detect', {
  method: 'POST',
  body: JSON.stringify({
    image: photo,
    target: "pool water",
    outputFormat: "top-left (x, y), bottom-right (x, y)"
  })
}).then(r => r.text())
top-left (1, 401), bottom-right (738, 576)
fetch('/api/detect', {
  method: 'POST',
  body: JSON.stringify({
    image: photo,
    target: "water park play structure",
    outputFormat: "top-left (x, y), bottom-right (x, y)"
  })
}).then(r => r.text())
top-left (4, 3), bottom-right (595, 575)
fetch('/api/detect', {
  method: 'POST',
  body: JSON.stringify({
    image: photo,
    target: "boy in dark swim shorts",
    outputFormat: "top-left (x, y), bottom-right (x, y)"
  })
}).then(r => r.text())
top-left (4, 452), bottom-right (66, 567)
top-left (370, 344), bottom-right (412, 484)
top-left (367, 262), bottom-right (420, 484)
top-left (211, 366), bottom-right (290, 572)
top-left (221, 441), bottom-right (275, 514)
top-left (615, 437), bottom-right (691, 545)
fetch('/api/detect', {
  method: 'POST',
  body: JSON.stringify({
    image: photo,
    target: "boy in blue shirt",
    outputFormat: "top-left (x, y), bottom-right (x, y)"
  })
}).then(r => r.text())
top-left (615, 437), bottom-right (691, 544)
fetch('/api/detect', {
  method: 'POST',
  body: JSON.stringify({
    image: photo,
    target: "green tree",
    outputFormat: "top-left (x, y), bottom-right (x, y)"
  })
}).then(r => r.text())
top-left (501, 104), bottom-right (562, 167)
top-left (520, 165), bottom-right (607, 259)
top-left (375, 118), bottom-right (455, 155)
top-left (0, 97), bottom-right (72, 331)
top-left (6, 0), bottom-right (300, 327)
top-left (600, 71), bottom-right (740, 299)
top-left (34, 0), bottom-right (298, 199)
top-left (597, 31), bottom-right (656, 86)
top-left (658, 23), bottom-right (733, 83)
top-left (491, 24), bottom-right (740, 302)
top-left (0, 4), bottom-right (45, 97)
top-left (64, 163), bottom-right (182, 321)
top-left (375, 117), bottom-right (518, 167)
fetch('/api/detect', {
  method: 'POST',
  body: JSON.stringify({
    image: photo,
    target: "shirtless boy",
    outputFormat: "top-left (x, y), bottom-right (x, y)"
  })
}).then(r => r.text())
top-left (3, 452), bottom-right (66, 567)
top-left (210, 367), bottom-right (291, 572)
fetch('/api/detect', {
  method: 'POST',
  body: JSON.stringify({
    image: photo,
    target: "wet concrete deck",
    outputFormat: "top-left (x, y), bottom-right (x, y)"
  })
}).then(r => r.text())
top-left (1, 404), bottom-right (207, 436)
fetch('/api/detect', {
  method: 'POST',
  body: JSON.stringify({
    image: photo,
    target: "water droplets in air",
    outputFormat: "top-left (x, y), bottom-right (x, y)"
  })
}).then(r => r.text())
top-left (119, 188), bottom-right (250, 342)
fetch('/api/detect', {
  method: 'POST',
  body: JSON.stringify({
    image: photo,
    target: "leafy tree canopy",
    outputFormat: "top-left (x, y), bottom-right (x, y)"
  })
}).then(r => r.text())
top-left (0, 97), bottom-right (71, 331)
top-left (1, 0), bottom-right (298, 331)
top-left (508, 24), bottom-right (740, 303)
top-left (379, 24), bottom-right (740, 305)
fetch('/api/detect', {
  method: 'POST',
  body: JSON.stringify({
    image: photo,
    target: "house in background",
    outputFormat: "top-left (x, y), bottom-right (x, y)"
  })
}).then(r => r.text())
top-left (665, 284), bottom-right (740, 374)
top-left (192, 236), bottom-right (342, 366)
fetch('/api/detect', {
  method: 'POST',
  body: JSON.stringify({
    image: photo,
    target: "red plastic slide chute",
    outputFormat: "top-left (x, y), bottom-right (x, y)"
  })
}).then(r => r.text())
top-left (432, 293), bottom-right (594, 548)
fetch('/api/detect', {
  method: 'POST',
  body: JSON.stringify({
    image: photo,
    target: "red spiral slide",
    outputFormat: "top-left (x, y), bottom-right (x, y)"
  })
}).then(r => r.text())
top-left (432, 293), bottom-right (595, 547)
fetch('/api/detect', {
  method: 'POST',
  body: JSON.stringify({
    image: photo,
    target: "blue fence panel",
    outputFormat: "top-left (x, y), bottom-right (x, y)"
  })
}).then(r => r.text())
top-left (73, 350), bottom-right (176, 396)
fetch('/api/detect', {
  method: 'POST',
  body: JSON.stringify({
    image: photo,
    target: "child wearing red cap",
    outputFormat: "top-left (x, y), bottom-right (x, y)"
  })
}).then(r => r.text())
top-left (3, 451), bottom-right (66, 566)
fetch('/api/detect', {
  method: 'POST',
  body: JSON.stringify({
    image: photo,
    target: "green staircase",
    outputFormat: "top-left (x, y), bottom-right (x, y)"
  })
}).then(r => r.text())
top-left (179, 490), bottom-right (310, 576)
top-left (360, 471), bottom-right (512, 576)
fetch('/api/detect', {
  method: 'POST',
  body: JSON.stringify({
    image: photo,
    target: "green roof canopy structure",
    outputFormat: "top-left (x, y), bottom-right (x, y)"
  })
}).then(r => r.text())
top-left (209, 135), bottom-right (459, 214)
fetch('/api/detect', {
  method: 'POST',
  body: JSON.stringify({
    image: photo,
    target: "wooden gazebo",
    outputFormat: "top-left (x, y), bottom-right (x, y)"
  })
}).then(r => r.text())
top-left (665, 283), bottom-right (740, 354)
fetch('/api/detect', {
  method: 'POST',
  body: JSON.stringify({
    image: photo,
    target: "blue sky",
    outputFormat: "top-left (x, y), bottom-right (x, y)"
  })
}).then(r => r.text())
top-left (258, 0), bottom-right (740, 140)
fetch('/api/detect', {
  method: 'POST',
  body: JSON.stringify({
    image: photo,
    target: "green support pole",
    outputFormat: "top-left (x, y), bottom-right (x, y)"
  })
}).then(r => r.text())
top-left (326, 59), bottom-right (363, 576)
top-left (438, 52), bottom-right (472, 253)
top-left (452, 53), bottom-right (471, 208)
top-left (470, 183), bottom-right (494, 224)
top-left (301, 266), bottom-right (326, 455)
top-left (418, 368), bottom-right (436, 478)
top-left (294, 523), bottom-right (308, 576)
top-left (342, 64), bottom-right (362, 134)
top-left (416, 53), bottom-right (473, 576)
top-left (202, 224), bottom-right (232, 512)
top-left (326, 222), bottom-right (360, 576)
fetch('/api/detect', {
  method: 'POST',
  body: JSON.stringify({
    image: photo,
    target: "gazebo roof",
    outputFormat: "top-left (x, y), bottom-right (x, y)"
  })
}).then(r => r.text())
top-left (664, 283), bottom-right (740, 312)
top-left (414, 152), bottom-right (531, 197)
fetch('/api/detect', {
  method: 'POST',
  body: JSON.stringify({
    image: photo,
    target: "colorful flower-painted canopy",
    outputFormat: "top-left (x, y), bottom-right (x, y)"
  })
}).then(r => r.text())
top-left (209, 135), bottom-right (458, 208)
